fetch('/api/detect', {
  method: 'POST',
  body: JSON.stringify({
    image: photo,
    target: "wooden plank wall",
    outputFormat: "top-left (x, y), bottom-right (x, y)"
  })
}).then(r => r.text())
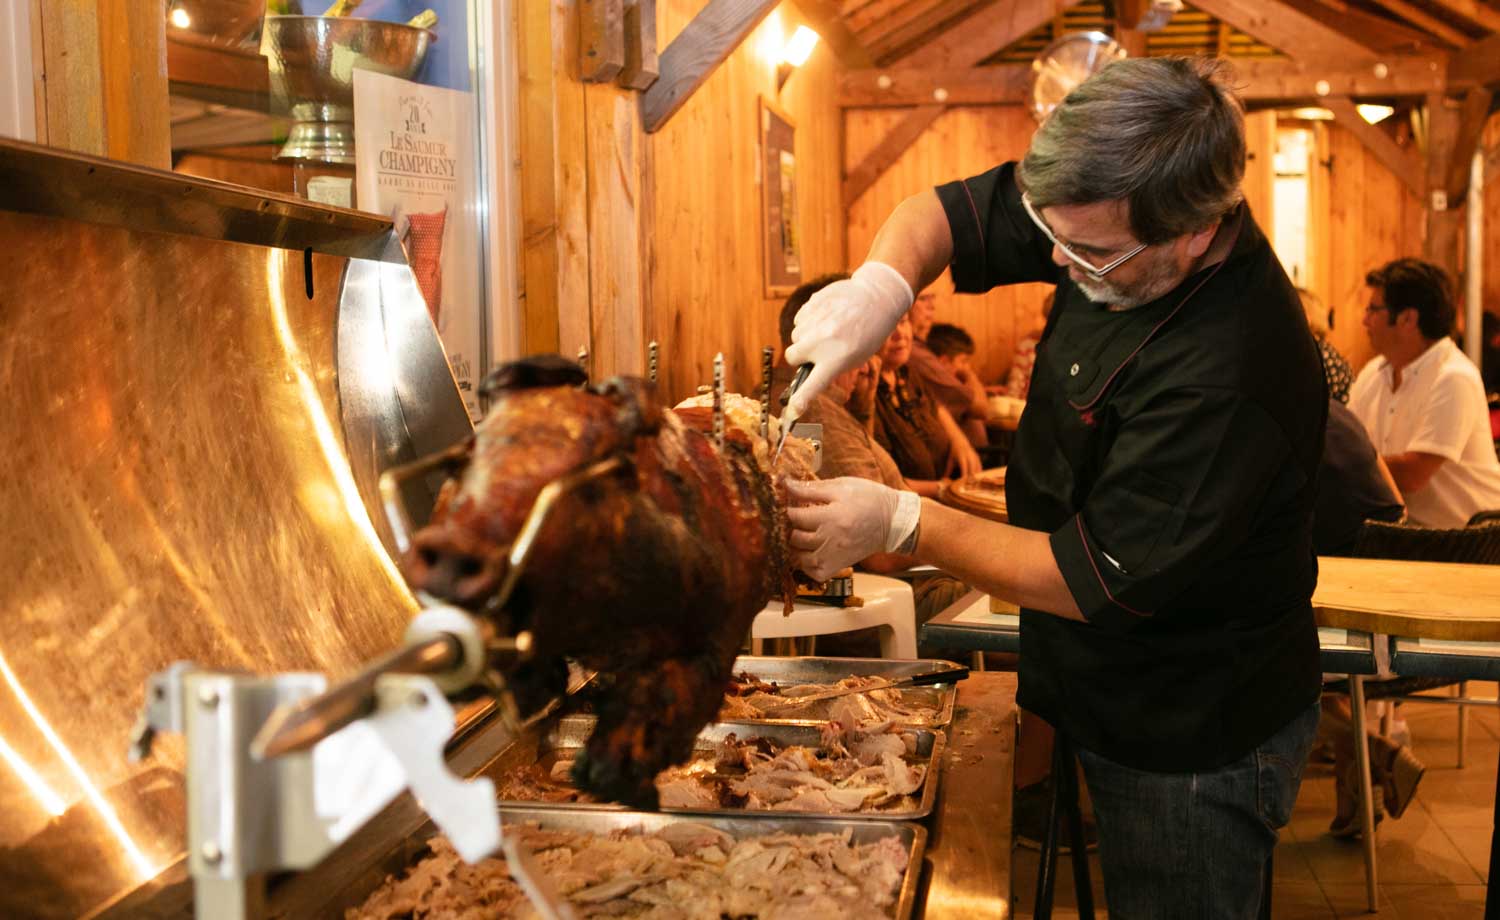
top-left (646, 3), bottom-right (846, 404)
top-left (1484, 114), bottom-right (1500, 325)
top-left (845, 105), bottom-right (1049, 387)
top-left (1310, 119), bottom-right (1426, 375)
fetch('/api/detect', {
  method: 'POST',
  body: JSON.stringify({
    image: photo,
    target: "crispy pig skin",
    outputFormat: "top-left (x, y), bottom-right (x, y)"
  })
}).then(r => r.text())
top-left (403, 359), bottom-right (806, 808)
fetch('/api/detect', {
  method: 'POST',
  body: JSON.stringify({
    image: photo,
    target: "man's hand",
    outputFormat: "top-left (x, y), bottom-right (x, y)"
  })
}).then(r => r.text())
top-left (847, 356), bottom-right (882, 419)
top-left (947, 438), bottom-right (983, 480)
top-left (784, 263), bottom-right (913, 418)
top-left (785, 478), bottom-right (921, 582)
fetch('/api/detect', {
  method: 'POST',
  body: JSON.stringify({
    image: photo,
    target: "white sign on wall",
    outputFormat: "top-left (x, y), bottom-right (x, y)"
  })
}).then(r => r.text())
top-left (354, 69), bottom-right (483, 421)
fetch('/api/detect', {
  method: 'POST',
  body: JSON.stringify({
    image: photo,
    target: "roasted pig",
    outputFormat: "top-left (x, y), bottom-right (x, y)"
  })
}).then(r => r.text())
top-left (402, 356), bottom-right (815, 808)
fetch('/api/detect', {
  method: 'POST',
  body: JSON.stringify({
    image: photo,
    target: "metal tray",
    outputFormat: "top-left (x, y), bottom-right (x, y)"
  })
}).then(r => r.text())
top-left (724, 655), bottom-right (963, 728)
top-left (494, 806), bottom-right (928, 920)
top-left (493, 716), bottom-right (945, 821)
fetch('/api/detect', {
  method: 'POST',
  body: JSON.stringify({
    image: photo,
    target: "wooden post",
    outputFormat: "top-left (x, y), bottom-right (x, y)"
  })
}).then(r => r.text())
top-left (32, 0), bottom-right (170, 169)
top-left (1421, 90), bottom-right (1491, 281)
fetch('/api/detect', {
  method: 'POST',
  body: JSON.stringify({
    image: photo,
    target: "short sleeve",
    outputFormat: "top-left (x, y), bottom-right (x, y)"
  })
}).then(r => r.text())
top-left (1404, 370), bottom-right (1482, 462)
top-left (1047, 388), bottom-right (1297, 631)
top-left (934, 163), bottom-right (1058, 294)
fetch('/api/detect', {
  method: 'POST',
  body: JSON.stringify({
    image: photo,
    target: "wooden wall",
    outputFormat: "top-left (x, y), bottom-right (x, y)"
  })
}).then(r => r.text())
top-left (1484, 113), bottom-right (1500, 326)
top-left (646, 4), bottom-right (846, 404)
top-left (1307, 119), bottom-right (1426, 374)
top-left (845, 105), bottom-right (1049, 386)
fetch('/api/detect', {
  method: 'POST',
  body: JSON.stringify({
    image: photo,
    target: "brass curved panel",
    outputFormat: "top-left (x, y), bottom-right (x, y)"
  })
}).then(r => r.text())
top-left (0, 194), bottom-right (463, 916)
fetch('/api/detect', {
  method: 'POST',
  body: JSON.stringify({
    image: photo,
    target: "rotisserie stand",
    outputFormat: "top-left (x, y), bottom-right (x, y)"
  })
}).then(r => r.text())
top-left (0, 137), bottom-right (1018, 919)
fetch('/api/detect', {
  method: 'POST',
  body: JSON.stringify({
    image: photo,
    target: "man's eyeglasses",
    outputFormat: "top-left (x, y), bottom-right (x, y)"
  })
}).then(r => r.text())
top-left (1021, 192), bottom-right (1148, 280)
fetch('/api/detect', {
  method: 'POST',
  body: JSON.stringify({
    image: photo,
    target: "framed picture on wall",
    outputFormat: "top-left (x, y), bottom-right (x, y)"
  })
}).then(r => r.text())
top-left (759, 97), bottom-right (801, 298)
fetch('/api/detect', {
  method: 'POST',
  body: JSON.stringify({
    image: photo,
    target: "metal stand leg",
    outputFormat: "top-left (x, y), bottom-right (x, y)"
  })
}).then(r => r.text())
top-left (1350, 675), bottom-right (1379, 912)
top-left (1034, 739), bottom-right (1064, 920)
top-left (972, 651), bottom-right (986, 671)
top-left (1456, 682), bottom-right (1468, 768)
top-left (1059, 737), bottom-right (1095, 920)
top-left (1487, 738), bottom-right (1500, 920)
top-left (1033, 735), bottom-right (1093, 920)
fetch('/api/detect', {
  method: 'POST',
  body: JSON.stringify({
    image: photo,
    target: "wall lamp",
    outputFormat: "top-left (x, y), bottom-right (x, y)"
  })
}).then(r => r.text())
top-left (776, 26), bottom-right (820, 93)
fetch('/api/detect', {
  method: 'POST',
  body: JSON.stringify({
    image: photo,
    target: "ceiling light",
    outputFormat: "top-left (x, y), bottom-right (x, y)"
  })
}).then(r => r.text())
top-left (1289, 107), bottom-right (1334, 121)
top-left (168, 5), bottom-right (191, 29)
top-left (1357, 104), bottom-right (1395, 124)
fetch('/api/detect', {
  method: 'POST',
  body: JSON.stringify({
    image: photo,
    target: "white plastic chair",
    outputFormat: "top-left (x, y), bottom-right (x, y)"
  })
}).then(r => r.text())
top-left (750, 572), bottom-right (918, 658)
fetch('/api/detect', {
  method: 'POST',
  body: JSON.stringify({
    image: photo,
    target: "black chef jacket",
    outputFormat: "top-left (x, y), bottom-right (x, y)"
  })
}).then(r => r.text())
top-left (936, 163), bottom-right (1326, 772)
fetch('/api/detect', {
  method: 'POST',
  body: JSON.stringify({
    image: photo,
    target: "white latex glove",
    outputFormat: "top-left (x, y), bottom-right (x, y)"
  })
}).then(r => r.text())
top-left (784, 478), bottom-right (922, 582)
top-left (783, 262), bottom-right (914, 418)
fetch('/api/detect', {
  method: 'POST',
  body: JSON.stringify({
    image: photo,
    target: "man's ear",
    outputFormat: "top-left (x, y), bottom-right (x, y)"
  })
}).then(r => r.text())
top-left (1185, 220), bottom-right (1220, 259)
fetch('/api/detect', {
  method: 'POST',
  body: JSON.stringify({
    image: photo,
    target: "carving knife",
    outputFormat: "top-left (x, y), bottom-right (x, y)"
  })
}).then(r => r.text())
top-left (773, 363), bottom-right (812, 464)
top-left (758, 666), bottom-right (970, 711)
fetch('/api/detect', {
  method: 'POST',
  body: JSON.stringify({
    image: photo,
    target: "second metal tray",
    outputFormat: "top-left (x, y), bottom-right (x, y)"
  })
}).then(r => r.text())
top-left (723, 655), bottom-right (964, 728)
top-left (495, 806), bottom-right (929, 920)
top-left (492, 716), bottom-right (945, 821)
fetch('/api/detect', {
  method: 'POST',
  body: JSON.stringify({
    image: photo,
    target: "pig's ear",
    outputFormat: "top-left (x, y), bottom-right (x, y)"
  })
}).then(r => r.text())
top-left (595, 376), bottom-right (664, 438)
top-left (479, 354), bottom-right (589, 397)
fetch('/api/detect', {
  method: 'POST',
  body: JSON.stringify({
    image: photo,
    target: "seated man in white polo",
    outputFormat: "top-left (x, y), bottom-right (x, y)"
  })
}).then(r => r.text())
top-left (1350, 258), bottom-right (1500, 528)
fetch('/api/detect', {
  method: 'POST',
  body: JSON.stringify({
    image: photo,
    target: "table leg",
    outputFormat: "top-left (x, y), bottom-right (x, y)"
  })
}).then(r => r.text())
top-left (1350, 675), bottom-right (1379, 912)
top-left (1488, 742), bottom-right (1500, 920)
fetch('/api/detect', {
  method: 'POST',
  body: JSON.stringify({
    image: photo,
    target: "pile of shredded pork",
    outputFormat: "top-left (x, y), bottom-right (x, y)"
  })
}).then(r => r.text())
top-left (348, 822), bottom-right (909, 919)
top-left (718, 674), bottom-right (943, 728)
top-left (500, 721), bottom-right (927, 814)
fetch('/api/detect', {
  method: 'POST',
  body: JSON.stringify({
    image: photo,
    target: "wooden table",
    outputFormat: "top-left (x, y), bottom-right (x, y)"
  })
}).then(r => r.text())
top-left (940, 467), bottom-right (1008, 524)
top-left (919, 671), bottom-right (1018, 920)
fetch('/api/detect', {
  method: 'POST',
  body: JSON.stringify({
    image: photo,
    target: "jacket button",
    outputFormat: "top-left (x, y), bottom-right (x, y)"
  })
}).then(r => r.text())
top-left (1070, 363), bottom-right (1080, 376)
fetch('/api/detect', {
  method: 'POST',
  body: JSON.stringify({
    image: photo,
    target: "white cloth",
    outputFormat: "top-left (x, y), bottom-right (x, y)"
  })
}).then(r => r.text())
top-left (1349, 337), bottom-right (1500, 528)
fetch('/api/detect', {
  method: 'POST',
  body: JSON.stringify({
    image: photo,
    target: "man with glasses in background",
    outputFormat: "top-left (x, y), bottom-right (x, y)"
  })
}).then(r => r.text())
top-left (781, 57), bottom-right (1326, 918)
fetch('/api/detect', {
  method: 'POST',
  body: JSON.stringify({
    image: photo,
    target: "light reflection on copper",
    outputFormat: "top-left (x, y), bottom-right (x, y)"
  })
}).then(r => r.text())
top-left (0, 732), bottom-right (66, 816)
top-left (266, 251), bottom-right (407, 591)
top-left (0, 649), bottom-right (157, 878)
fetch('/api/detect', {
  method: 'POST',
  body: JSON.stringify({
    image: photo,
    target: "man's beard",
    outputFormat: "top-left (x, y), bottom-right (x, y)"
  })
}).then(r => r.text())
top-left (1074, 250), bottom-right (1184, 309)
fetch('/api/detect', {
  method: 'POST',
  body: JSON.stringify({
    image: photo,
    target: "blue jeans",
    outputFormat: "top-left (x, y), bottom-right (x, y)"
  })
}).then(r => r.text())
top-left (1076, 702), bottom-right (1320, 920)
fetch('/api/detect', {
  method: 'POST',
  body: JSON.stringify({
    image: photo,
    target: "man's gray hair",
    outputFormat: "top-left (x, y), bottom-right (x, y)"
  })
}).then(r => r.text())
top-left (1018, 57), bottom-right (1246, 245)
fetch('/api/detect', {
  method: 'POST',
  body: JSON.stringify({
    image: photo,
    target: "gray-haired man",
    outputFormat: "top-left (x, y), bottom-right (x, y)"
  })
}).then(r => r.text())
top-left (784, 58), bottom-right (1326, 917)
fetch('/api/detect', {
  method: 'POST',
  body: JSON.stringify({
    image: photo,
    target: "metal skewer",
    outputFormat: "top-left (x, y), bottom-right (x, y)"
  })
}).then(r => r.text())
top-left (252, 633), bottom-right (468, 759)
top-left (576, 345), bottom-right (589, 377)
top-left (760, 346), bottom-right (773, 440)
top-left (648, 340), bottom-right (659, 384)
top-left (712, 353), bottom-right (725, 448)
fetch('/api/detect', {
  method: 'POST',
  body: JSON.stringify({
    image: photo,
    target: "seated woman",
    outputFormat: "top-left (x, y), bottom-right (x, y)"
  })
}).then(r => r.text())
top-left (868, 313), bottom-right (982, 488)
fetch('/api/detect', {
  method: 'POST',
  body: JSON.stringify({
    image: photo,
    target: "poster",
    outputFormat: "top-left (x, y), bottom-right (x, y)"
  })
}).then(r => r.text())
top-left (354, 69), bottom-right (483, 421)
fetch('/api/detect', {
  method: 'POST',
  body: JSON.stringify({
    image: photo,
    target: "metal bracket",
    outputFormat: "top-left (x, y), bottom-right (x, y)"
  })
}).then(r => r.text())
top-left (789, 422), bottom-right (823, 472)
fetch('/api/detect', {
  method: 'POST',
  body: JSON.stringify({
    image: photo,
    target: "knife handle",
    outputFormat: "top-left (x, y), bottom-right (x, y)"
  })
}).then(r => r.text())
top-left (908, 667), bottom-right (968, 687)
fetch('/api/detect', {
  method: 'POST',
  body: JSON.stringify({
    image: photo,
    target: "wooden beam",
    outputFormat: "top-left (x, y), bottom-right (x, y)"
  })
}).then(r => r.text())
top-left (842, 104), bottom-right (945, 208)
top-left (1189, 0), bottom-right (1377, 62)
top-left (1233, 55), bottom-right (1452, 102)
top-left (840, 65), bottom-right (1027, 107)
top-left (1487, 142), bottom-right (1500, 179)
top-left (1324, 95), bottom-right (1425, 197)
top-left (787, 0), bottom-right (874, 68)
top-left (897, 0), bottom-right (1085, 69)
top-left (837, 58), bottom-right (1455, 108)
top-left (1304, 0), bottom-right (1447, 54)
top-left (1426, 0), bottom-right (1500, 33)
top-left (640, 0), bottom-right (778, 133)
top-left (1444, 86), bottom-right (1494, 198)
top-left (619, 0), bottom-right (659, 91)
top-left (580, 0), bottom-right (625, 83)
top-left (1449, 32), bottom-right (1500, 86)
top-left (1116, 27), bottom-right (1148, 58)
top-left (1364, 0), bottom-right (1472, 48)
top-left (863, 0), bottom-right (983, 64)
top-left (1116, 0), bottom-right (1150, 29)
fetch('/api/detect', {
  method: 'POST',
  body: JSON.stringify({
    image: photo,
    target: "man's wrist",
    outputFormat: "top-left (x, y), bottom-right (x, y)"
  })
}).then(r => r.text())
top-left (896, 519), bottom-right (920, 556)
